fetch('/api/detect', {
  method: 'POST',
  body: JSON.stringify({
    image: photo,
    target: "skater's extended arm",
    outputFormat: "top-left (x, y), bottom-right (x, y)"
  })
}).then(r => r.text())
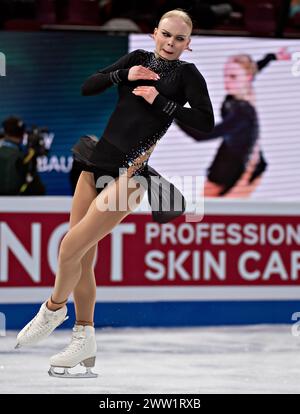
top-left (256, 53), bottom-right (277, 72)
top-left (256, 47), bottom-right (290, 72)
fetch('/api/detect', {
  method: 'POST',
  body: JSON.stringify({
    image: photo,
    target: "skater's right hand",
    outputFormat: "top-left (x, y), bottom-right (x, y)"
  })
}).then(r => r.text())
top-left (276, 47), bottom-right (291, 61)
top-left (128, 65), bottom-right (160, 81)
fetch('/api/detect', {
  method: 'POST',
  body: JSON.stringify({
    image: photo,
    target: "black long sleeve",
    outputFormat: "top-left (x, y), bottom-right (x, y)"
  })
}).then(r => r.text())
top-left (152, 63), bottom-right (215, 133)
top-left (177, 100), bottom-right (254, 142)
top-left (256, 53), bottom-right (277, 72)
top-left (81, 50), bottom-right (138, 96)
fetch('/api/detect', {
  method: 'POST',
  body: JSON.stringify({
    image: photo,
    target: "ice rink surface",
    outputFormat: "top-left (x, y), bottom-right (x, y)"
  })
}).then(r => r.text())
top-left (1, 325), bottom-right (300, 394)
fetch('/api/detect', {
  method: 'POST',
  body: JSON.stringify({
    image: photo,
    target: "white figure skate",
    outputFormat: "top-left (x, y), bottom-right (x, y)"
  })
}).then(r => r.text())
top-left (48, 325), bottom-right (98, 378)
top-left (15, 301), bottom-right (68, 349)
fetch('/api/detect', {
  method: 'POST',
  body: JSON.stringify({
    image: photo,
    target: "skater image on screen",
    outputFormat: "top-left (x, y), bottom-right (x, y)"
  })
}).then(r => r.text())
top-left (15, 9), bottom-right (214, 378)
top-left (177, 47), bottom-right (291, 198)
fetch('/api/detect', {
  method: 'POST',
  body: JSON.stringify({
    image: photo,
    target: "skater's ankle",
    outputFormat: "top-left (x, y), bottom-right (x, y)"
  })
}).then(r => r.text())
top-left (46, 295), bottom-right (68, 311)
top-left (75, 320), bottom-right (94, 327)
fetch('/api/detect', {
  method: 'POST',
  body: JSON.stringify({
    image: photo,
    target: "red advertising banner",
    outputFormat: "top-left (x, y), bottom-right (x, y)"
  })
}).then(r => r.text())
top-left (1, 202), bottom-right (300, 288)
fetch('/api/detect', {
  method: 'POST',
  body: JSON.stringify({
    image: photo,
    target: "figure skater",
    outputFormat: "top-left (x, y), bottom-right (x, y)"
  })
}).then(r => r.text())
top-left (15, 9), bottom-right (214, 378)
top-left (177, 47), bottom-right (291, 197)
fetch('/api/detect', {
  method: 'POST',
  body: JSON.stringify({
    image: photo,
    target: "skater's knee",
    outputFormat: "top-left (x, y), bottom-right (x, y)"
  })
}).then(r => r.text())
top-left (59, 236), bottom-right (82, 265)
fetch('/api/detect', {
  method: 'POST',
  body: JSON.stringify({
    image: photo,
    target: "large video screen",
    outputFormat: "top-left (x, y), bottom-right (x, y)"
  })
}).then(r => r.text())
top-left (130, 35), bottom-right (300, 200)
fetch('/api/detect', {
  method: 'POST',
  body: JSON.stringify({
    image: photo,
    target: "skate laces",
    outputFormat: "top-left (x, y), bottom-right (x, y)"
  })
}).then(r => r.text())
top-left (22, 305), bottom-right (65, 338)
top-left (56, 329), bottom-right (86, 356)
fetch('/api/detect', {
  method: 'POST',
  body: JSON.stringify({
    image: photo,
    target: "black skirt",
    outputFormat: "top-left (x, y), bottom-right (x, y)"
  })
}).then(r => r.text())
top-left (72, 135), bottom-right (186, 223)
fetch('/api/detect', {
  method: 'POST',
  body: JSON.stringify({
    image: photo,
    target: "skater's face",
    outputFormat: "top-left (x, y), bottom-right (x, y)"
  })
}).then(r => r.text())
top-left (153, 17), bottom-right (191, 61)
top-left (224, 61), bottom-right (252, 95)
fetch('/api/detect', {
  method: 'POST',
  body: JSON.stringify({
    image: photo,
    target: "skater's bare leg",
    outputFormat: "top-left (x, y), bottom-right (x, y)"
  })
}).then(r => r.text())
top-left (47, 171), bottom-right (98, 315)
top-left (69, 171), bottom-right (98, 324)
top-left (50, 171), bottom-right (145, 304)
top-left (68, 171), bottom-right (97, 325)
top-left (73, 244), bottom-right (97, 325)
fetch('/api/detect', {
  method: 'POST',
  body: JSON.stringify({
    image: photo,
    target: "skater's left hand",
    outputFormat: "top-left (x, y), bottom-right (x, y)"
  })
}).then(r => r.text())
top-left (132, 86), bottom-right (159, 104)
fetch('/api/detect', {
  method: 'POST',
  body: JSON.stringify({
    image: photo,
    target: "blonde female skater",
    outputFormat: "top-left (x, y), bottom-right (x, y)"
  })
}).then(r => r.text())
top-left (15, 9), bottom-right (214, 378)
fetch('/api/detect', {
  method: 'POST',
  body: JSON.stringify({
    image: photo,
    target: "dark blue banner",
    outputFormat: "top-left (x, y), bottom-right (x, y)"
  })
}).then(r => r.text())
top-left (0, 32), bottom-right (128, 194)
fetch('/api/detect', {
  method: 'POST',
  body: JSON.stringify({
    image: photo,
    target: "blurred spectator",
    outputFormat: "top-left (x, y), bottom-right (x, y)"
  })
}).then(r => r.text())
top-left (101, 17), bottom-right (142, 32)
top-left (0, 0), bottom-right (36, 26)
top-left (155, 1), bottom-right (233, 29)
top-left (0, 0), bottom-right (11, 28)
top-left (290, 0), bottom-right (300, 27)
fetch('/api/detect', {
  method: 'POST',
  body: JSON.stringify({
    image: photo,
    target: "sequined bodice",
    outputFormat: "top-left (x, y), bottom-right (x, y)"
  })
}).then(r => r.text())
top-left (144, 52), bottom-right (183, 80)
top-left (97, 49), bottom-right (214, 165)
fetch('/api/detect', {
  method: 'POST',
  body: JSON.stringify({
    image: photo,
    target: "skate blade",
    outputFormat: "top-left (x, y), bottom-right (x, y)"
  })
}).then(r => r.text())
top-left (48, 366), bottom-right (98, 379)
top-left (14, 343), bottom-right (21, 349)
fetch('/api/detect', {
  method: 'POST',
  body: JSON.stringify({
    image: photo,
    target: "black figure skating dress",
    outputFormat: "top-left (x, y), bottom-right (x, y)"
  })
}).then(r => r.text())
top-left (72, 49), bottom-right (214, 222)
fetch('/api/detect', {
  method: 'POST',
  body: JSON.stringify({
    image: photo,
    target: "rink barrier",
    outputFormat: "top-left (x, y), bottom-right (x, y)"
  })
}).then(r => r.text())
top-left (1, 197), bottom-right (300, 328)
